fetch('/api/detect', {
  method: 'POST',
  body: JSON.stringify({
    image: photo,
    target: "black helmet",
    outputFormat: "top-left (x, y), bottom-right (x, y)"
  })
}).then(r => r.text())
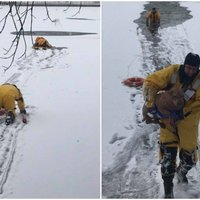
top-left (184, 52), bottom-right (200, 68)
top-left (152, 7), bottom-right (156, 12)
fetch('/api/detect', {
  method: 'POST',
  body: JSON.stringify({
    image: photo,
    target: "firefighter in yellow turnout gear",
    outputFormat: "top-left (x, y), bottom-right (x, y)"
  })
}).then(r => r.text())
top-left (142, 53), bottom-right (200, 198)
top-left (146, 7), bottom-right (160, 34)
top-left (32, 37), bottom-right (52, 49)
top-left (0, 84), bottom-right (26, 125)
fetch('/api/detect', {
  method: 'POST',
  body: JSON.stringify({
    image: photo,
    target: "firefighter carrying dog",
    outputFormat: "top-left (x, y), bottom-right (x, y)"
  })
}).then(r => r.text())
top-left (142, 53), bottom-right (200, 198)
top-left (0, 83), bottom-right (27, 125)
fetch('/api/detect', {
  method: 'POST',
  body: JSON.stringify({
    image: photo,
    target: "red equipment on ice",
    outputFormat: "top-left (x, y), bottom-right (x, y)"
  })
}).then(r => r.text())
top-left (122, 77), bottom-right (144, 87)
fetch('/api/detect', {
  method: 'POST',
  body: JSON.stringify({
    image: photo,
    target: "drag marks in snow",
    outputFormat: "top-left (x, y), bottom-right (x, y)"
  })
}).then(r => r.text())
top-left (0, 44), bottom-right (68, 195)
top-left (0, 117), bottom-right (27, 194)
top-left (0, 105), bottom-right (35, 195)
top-left (18, 48), bottom-right (69, 71)
top-left (5, 73), bottom-right (21, 84)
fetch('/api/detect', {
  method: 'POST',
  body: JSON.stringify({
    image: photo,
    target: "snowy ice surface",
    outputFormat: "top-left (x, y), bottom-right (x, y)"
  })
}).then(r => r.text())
top-left (103, 1), bottom-right (200, 198)
top-left (0, 6), bottom-right (100, 198)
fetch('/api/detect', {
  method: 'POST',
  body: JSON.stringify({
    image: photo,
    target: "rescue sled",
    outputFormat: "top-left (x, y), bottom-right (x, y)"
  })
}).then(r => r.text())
top-left (122, 77), bottom-right (144, 87)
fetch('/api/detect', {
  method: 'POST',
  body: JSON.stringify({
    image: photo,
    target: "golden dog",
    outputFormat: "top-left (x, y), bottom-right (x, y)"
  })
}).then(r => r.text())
top-left (155, 87), bottom-right (184, 116)
top-left (144, 87), bottom-right (185, 128)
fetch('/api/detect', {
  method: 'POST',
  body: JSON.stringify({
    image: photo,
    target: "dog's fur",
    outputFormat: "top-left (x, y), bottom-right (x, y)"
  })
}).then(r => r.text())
top-left (143, 87), bottom-right (185, 128)
top-left (155, 87), bottom-right (184, 116)
top-left (153, 87), bottom-right (184, 128)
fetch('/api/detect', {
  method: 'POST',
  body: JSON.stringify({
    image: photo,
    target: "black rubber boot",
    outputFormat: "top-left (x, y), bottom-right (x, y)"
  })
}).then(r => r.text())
top-left (163, 176), bottom-right (174, 198)
top-left (176, 165), bottom-right (188, 184)
top-left (177, 149), bottom-right (195, 184)
top-left (5, 111), bottom-right (15, 125)
top-left (164, 183), bottom-right (174, 198)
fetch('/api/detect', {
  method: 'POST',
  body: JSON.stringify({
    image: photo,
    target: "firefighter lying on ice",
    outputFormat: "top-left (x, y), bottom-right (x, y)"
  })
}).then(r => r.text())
top-left (32, 36), bottom-right (52, 49)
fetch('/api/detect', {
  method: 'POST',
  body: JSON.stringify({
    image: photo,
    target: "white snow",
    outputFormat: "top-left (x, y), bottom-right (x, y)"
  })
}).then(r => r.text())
top-left (2, 1), bottom-right (200, 198)
top-left (0, 5), bottom-right (100, 198)
top-left (103, 1), bottom-right (200, 198)
top-left (181, 2), bottom-right (200, 54)
top-left (102, 1), bottom-right (144, 168)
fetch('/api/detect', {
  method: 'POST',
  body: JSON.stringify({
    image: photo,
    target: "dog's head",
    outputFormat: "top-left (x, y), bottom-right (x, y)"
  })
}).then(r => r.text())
top-left (168, 87), bottom-right (184, 110)
top-left (155, 87), bottom-right (184, 114)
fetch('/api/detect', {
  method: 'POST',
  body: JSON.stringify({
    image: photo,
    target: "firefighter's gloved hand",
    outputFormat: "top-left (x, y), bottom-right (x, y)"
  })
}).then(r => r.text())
top-left (5, 111), bottom-right (15, 125)
top-left (142, 104), bottom-right (166, 128)
top-left (0, 108), bottom-right (5, 116)
top-left (20, 109), bottom-right (27, 115)
top-left (20, 109), bottom-right (27, 123)
top-left (142, 104), bottom-right (154, 124)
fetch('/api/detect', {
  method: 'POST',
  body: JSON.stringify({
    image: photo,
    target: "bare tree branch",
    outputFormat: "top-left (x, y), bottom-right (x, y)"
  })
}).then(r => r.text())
top-left (44, 1), bottom-right (55, 22)
top-left (72, 1), bottom-right (82, 17)
top-left (1, 1), bottom-right (27, 71)
top-left (17, 2), bottom-right (29, 59)
top-left (0, 2), bottom-right (13, 33)
top-left (63, 1), bottom-right (72, 12)
top-left (30, 1), bottom-right (34, 45)
top-left (0, 1), bottom-right (83, 71)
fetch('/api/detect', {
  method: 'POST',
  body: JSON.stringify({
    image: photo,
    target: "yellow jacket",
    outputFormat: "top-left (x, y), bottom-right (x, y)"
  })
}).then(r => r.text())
top-left (143, 64), bottom-right (200, 154)
top-left (0, 84), bottom-right (25, 115)
top-left (33, 37), bottom-right (52, 48)
top-left (143, 64), bottom-right (200, 114)
top-left (146, 10), bottom-right (160, 26)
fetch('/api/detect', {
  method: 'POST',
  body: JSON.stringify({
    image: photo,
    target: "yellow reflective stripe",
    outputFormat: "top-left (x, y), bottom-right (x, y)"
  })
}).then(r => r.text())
top-left (171, 72), bottom-right (177, 84)
top-left (184, 78), bottom-right (200, 101)
top-left (192, 79), bottom-right (200, 90)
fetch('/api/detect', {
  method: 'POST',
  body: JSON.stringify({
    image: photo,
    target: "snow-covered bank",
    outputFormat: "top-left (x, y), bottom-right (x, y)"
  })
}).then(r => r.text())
top-left (102, 1), bottom-right (144, 168)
